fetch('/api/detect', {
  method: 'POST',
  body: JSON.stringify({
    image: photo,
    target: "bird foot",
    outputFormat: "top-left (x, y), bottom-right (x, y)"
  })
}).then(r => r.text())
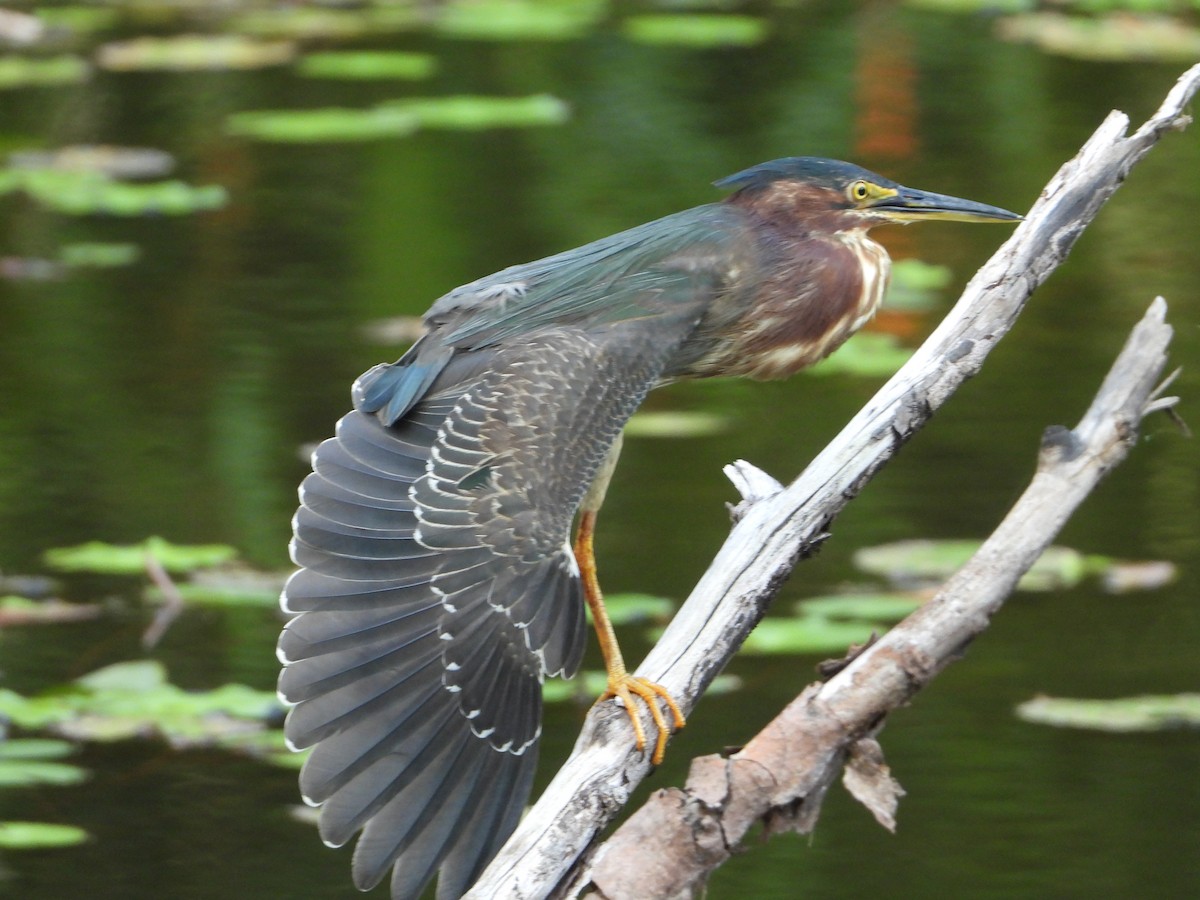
top-left (599, 673), bottom-right (686, 765)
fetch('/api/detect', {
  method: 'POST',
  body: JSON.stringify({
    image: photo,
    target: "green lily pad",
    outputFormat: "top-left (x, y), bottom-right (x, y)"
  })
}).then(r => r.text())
top-left (0, 739), bottom-right (87, 787)
top-left (298, 51), bottom-right (436, 81)
top-left (796, 592), bottom-right (925, 622)
top-left (0, 55), bottom-right (89, 90)
top-left (623, 14), bottom-right (770, 47)
top-left (59, 242), bottom-right (140, 268)
top-left (229, 95), bottom-right (568, 143)
top-left (997, 12), bottom-right (1200, 62)
top-left (147, 581), bottom-right (279, 608)
top-left (1016, 694), bottom-right (1200, 732)
top-left (905, 0), bottom-right (1033, 12)
top-left (33, 6), bottom-right (122, 33)
top-left (853, 540), bottom-right (1097, 591)
top-left (0, 821), bottom-right (90, 849)
top-left (9, 145), bottom-right (175, 179)
top-left (0, 661), bottom-right (281, 749)
top-left (624, 410), bottom-right (727, 439)
top-left (885, 258), bottom-right (954, 311)
top-left (0, 759), bottom-right (88, 788)
top-left (740, 615), bottom-right (878, 655)
top-left (597, 593), bottom-right (675, 626)
top-left (0, 168), bottom-right (227, 216)
top-left (389, 94), bottom-right (570, 130)
top-left (226, 105), bottom-right (420, 143)
top-left (96, 35), bottom-right (296, 72)
top-left (229, 7), bottom-right (421, 39)
top-left (435, 0), bottom-right (605, 41)
top-left (807, 331), bottom-right (913, 377)
top-left (44, 536), bottom-right (237, 575)
top-left (0, 595), bottom-right (102, 625)
top-left (0, 739), bottom-right (76, 760)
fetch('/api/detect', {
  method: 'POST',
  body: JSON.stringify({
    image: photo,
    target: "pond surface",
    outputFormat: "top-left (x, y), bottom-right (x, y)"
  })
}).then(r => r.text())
top-left (0, 3), bottom-right (1198, 899)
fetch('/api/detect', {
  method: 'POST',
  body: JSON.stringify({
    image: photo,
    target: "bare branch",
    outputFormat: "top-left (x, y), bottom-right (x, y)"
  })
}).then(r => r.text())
top-left (466, 63), bottom-right (1200, 900)
top-left (582, 298), bottom-right (1173, 897)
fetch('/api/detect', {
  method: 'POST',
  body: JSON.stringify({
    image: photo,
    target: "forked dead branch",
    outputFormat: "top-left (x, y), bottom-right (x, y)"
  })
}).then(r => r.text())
top-left (467, 62), bottom-right (1200, 900)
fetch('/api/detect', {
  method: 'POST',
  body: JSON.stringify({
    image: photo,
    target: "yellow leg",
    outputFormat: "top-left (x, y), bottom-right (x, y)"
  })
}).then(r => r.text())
top-left (574, 507), bottom-right (685, 765)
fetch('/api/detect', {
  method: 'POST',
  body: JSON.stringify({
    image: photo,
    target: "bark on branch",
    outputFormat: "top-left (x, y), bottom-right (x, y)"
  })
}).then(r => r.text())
top-left (584, 297), bottom-right (1176, 898)
top-left (465, 62), bottom-right (1200, 900)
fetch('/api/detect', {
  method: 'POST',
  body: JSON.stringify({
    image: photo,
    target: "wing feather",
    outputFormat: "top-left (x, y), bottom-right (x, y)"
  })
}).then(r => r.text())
top-left (280, 245), bottom-right (723, 898)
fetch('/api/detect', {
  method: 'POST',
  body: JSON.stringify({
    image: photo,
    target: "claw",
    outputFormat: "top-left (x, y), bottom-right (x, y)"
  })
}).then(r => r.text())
top-left (600, 674), bottom-right (686, 765)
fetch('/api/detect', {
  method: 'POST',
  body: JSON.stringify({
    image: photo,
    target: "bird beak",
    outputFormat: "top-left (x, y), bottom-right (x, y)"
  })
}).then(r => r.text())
top-left (871, 186), bottom-right (1023, 224)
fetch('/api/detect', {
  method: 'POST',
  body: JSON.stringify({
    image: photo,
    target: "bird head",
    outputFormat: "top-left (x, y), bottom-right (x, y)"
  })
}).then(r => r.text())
top-left (715, 157), bottom-right (1022, 231)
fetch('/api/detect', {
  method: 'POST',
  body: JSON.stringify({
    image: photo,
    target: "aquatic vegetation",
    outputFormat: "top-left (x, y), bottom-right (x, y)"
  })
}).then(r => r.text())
top-left (624, 410), bottom-right (728, 439)
top-left (0, 660), bottom-right (280, 748)
top-left (434, 0), bottom-right (606, 41)
top-left (227, 94), bottom-right (569, 143)
top-left (1017, 694), bottom-right (1200, 731)
top-left (623, 14), bottom-right (770, 47)
top-left (0, 820), bottom-right (90, 849)
top-left (96, 34), bottom-right (295, 71)
top-left (0, 54), bottom-right (88, 89)
top-left (0, 166), bottom-right (227, 215)
top-left (297, 50), bottom-right (437, 81)
top-left (44, 537), bottom-right (238, 575)
top-left (807, 331), bottom-right (913, 377)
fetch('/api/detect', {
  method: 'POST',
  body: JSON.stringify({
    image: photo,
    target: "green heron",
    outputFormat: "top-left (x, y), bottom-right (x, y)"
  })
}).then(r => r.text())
top-left (278, 157), bottom-right (1019, 899)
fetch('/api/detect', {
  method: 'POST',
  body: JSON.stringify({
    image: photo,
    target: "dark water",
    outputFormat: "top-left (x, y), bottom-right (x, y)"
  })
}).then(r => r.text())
top-left (1, 3), bottom-right (1198, 898)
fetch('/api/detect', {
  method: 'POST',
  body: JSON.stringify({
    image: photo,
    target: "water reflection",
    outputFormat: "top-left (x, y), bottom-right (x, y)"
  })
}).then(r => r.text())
top-left (0, 3), bottom-right (1197, 898)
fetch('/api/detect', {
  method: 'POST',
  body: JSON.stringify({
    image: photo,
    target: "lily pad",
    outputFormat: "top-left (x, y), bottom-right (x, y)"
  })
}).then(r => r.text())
top-left (0, 759), bottom-right (88, 788)
top-left (59, 242), bottom-right (140, 268)
top-left (0, 821), bottom-right (90, 849)
top-left (44, 536), bottom-right (237, 575)
top-left (905, 0), bottom-right (1033, 12)
top-left (298, 51), bottom-right (436, 81)
top-left (9, 145), bottom-right (174, 179)
top-left (435, 0), bottom-right (605, 41)
top-left (229, 7), bottom-right (422, 39)
top-left (0, 739), bottom-right (76, 760)
top-left (807, 331), bottom-right (913, 377)
top-left (0, 739), bottom-right (87, 787)
top-left (796, 592), bottom-right (925, 622)
top-left (0, 168), bottom-right (227, 216)
top-left (226, 105), bottom-right (420, 143)
top-left (1016, 694), bottom-right (1200, 732)
top-left (740, 615), bottom-right (878, 655)
top-left (32, 6), bottom-right (121, 33)
top-left (96, 35), bottom-right (296, 72)
top-left (624, 410), bottom-right (727, 439)
top-left (853, 540), bottom-right (1096, 591)
top-left (997, 12), bottom-right (1200, 62)
top-left (623, 14), bottom-right (770, 48)
top-left (0, 661), bottom-right (281, 749)
top-left (885, 258), bottom-right (954, 311)
top-left (145, 581), bottom-right (280, 609)
top-left (597, 593), bottom-right (675, 626)
top-left (0, 55), bottom-right (89, 89)
top-left (229, 95), bottom-right (568, 143)
top-left (389, 94), bottom-right (570, 130)
top-left (0, 595), bottom-right (102, 625)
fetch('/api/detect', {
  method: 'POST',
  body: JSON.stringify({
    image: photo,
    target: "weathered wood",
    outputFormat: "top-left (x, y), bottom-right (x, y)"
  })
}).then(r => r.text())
top-left (583, 298), bottom-right (1174, 898)
top-left (465, 63), bottom-right (1200, 900)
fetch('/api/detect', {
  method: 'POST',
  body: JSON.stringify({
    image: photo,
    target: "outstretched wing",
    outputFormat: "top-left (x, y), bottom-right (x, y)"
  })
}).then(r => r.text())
top-left (277, 310), bottom-right (706, 898)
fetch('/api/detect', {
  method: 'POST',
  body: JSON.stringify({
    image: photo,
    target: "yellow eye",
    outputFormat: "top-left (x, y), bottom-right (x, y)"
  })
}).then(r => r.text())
top-left (849, 181), bottom-right (871, 202)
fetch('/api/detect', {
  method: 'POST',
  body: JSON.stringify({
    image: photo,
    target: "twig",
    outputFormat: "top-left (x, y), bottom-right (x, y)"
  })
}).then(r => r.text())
top-left (142, 553), bottom-right (185, 650)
